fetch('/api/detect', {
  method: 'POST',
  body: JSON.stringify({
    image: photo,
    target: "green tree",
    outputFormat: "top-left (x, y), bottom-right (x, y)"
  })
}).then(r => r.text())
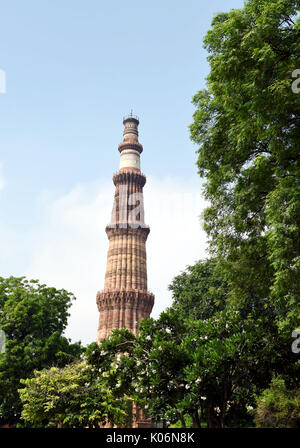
top-left (254, 376), bottom-right (300, 427)
top-left (86, 306), bottom-right (275, 428)
top-left (19, 360), bottom-right (128, 428)
top-left (190, 0), bottom-right (300, 333)
top-left (169, 258), bottom-right (228, 320)
top-left (87, 256), bottom-right (299, 428)
top-left (0, 276), bottom-right (83, 425)
top-left (169, 259), bottom-right (299, 426)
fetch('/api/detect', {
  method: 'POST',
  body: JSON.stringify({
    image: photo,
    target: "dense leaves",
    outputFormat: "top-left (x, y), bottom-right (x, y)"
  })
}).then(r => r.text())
top-left (19, 361), bottom-right (128, 427)
top-left (0, 276), bottom-right (82, 425)
top-left (254, 376), bottom-right (300, 427)
top-left (83, 252), bottom-right (299, 428)
top-left (169, 258), bottom-right (228, 320)
top-left (188, 0), bottom-right (300, 426)
top-left (190, 0), bottom-right (300, 331)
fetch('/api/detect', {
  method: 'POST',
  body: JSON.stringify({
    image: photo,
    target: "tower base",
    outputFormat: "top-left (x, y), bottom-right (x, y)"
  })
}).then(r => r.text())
top-left (96, 289), bottom-right (154, 342)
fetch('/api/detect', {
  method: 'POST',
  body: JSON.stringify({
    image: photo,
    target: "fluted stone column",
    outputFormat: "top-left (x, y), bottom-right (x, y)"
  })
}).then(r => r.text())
top-left (96, 115), bottom-right (154, 429)
top-left (96, 115), bottom-right (154, 342)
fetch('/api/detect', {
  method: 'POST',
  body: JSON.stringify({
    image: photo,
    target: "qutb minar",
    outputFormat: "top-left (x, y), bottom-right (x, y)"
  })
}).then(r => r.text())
top-left (96, 114), bottom-right (155, 347)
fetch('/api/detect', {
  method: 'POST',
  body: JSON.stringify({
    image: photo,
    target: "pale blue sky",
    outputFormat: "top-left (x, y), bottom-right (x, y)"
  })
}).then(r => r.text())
top-left (0, 0), bottom-right (245, 343)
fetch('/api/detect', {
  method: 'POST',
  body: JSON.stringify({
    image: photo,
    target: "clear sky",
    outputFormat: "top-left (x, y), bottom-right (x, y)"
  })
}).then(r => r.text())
top-left (0, 0), bottom-right (245, 344)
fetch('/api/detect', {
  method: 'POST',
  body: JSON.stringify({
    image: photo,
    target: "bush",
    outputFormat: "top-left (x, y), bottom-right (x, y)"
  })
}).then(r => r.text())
top-left (254, 377), bottom-right (300, 428)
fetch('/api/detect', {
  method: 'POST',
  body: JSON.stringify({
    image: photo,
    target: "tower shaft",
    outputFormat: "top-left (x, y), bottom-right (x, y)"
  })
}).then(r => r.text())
top-left (96, 116), bottom-right (154, 343)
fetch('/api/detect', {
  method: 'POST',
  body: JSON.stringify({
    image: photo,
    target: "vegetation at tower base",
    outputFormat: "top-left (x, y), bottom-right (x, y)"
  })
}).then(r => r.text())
top-left (253, 376), bottom-right (300, 427)
top-left (86, 311), bottom-right (257, 428)
top-left (190, 0), bottom-right (300, 333)
top-left (168, 260), bottom-right (300, 427)
top-left (0, 276), bottom-right (83, 426)
top-left (15, 259), bottom-right (299, 428)
top-left (19, 361), bottom-right (130, 428)
top-left (84, 258), bottom-right (299, 428)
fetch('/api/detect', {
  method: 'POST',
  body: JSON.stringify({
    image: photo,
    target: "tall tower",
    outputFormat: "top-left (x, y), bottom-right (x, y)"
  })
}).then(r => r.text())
top-left (96, 115), bottom-right (155, 343)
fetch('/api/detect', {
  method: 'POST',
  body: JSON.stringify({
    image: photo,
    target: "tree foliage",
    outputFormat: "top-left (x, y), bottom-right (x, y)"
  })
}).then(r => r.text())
top-left (0, 276), bottom-right (83, 425)
top-left (86, 309), bottom-right (259, 427)
top-left (19, 361), bottom-right (129, 428)
top-left (85, 254), bottom-right (299, 428)
top-left (254, 376), bottom-right (300, 427)
top-left (190, 0), bottom-right (300, 332)
top-left (169, 258), bottom-right (228, 320)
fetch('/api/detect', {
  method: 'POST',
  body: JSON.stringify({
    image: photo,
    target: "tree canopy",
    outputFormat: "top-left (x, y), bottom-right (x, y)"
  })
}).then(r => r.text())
top-left (190, 0), bottom-right (300, 332)
top-left (84, 257), bottom-right (296, 428)
top-left (0, 276), bottom-right (83, 425)
top-left (19, 360), bottom-right (129, 428)
top-left (169, 258), bottom-right (228, 320)
top-left (254, 376), bottom-right (300, 427)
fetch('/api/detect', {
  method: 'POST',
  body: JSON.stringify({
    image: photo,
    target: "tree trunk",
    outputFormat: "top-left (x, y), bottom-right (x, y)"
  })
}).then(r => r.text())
top-left (191, 410), bottom-right (201, 428)
top-left (207, 402), bottom-right (215, 428)
top-left (178, 413), bottom-right (186, 428)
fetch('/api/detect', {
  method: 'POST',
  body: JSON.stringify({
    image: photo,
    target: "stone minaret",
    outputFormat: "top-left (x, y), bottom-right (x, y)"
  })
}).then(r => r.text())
top-left (96, 115), bottom-right (155, 343)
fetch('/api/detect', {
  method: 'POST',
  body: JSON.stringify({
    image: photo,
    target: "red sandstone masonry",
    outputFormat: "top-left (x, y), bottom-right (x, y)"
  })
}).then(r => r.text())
top-left (96, 116), bottom-right (154, 342)
top-left (96, 116), bottom-right (154, 428)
